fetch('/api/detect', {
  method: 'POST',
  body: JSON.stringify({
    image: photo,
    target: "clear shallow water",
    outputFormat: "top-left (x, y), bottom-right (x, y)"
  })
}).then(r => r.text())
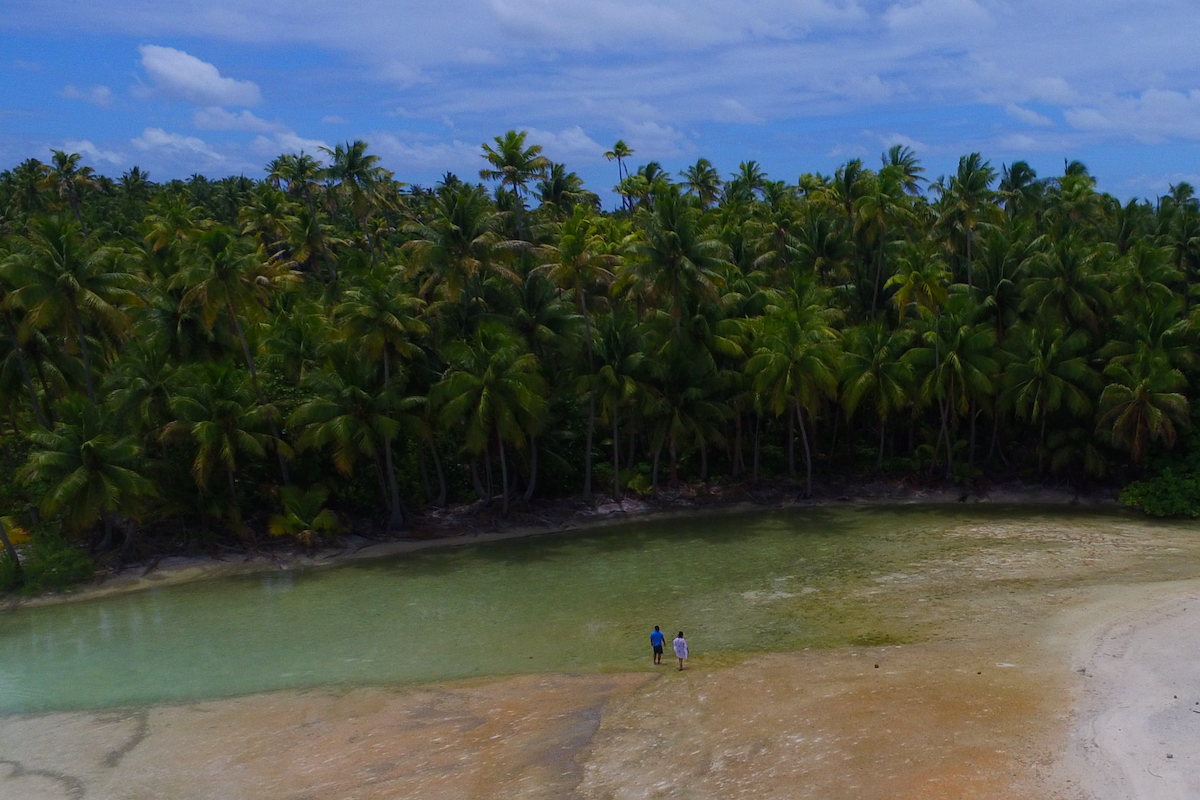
top-left (0, 506), bottom-right (1141, 713)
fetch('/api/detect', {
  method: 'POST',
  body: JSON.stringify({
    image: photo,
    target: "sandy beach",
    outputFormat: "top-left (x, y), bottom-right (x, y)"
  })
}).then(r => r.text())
top-left (1063, 585), bottom-right (1200, 800)
top-left (2, 505), bottom-right (1199, 799)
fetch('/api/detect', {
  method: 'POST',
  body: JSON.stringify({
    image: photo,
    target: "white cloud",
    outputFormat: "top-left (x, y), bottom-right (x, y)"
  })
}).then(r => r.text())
top-left (377, 60), bottom-right (427, 87)
top-left (1027, 77), bottom-right (1076, 105)
top-left (879, 132), bottom-right (928, 152)
top-left (1064, 89), bottom-right (1200, 143)
top-left (60, 84), bottom-right (113, 107)
top-left (521, 125), bottom-right (605, 162)
top-left (193, 106), bottom-right (283, 132)
top-left (321, 114), bottom-right (346, 124)
top-left (620, 120), bottom-right (689, 157)
top-left (62, 138), bottom-right (122, 165)
top-left (372, 132), bottom-right (480, 171)
top-left (712, 99), bottom-right (762, 124)
top-left (251, 131), bottom-right (329, 155)
top-left (1005, 104), bottom-right (1053, 127)
top-left (131, 127), bottom-right (225, 162)
top-left (883, 0), bottom-right (989, 31)
top-left (138, 45), bottom-right (261, 106)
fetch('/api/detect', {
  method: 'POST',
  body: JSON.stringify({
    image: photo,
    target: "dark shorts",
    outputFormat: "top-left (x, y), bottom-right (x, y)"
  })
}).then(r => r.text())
top-left (653, 645), bottom-right (664, 654)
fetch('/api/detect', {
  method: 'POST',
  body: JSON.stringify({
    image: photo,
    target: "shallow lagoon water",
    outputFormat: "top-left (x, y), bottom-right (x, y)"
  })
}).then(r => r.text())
top-left (0, 505), bottom-right (1172, 714)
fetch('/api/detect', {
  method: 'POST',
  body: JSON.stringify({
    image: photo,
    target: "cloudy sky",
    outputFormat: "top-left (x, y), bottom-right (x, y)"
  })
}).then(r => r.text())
top-left (3, 0), bottom-right (1200, 205)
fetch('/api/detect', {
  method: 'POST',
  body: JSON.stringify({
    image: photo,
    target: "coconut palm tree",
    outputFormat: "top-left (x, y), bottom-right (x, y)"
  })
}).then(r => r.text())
top-left (1021, 236), bottom-right (1110, 333)
top-left (19, 396), bottom-right (155, 538)
top-left (42, 150), bottom-right (99, 233)
top-left (1096, 359), bottom-right (1189, 464)
top-left (883, 144), bottom-right (925, 196)
top-left (289, 347), bottom-right (422, 529)
top-left (745, 293), bottom-right (840, 496)
top-left (268, 485), bottom-right (342, 547)
top-left (0, 215), bottom-right (142, 405)
top-left (172, 225), bottom-right (299, 483)
top-left (680, 158), bottom-right (722, 208)
top-left (533, 206), bottom-right (617, 499)
top-left (910, 295), bottom-right (998, 475)
top-left (321, 140), bottom-right (389, 259)
top-left (432, 323), bottom-right (547, 517)
top-left (480, 130), bottom-right (550, 201)
top-left (164, 364), bottom-right (278, 530)
top-left (620, 185), bottom-right (730, 339)
top-left (604, 140), bottom-right (634, 210)
top-left (938, 153), bottom-right (998, 289)
top-left (841, 321), bottom-right (914, 470)
top-left (535, 163), bottom-right (597, 218)
top-left (403, 182), bottom-right (513, 303)
top-left (1002, 325), bottom-right (1099, 472)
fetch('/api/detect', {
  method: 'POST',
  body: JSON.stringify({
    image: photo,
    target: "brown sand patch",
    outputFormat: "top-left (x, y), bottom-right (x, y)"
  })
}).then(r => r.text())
top-left (0, 674), bottom-right (650, 800)
top-left (580, 641), bottom-right (1077, 800)
top-left (0, 636), bottom-right (1088, 800)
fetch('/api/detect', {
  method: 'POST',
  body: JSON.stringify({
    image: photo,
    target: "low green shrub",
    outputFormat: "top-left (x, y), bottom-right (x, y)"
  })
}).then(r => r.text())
top-left (1121, 468), bottom-right (1200, 518)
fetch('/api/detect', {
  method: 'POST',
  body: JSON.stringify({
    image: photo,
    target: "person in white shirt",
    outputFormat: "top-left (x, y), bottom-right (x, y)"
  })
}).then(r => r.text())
top-left (673, 631), bottom-right (688, 671)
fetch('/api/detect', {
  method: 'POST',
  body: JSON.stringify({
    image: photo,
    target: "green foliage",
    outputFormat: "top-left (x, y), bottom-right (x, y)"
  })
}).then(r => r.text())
top-left (7, 134), bottom-right (1200, 569)
top-left (1121, 469), bottom-right (1200, 518)
top-left (0, 533), bottom-right (95, 595)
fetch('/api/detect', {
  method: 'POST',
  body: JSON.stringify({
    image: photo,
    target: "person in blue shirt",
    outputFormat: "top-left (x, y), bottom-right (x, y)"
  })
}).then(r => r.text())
top-left (650, 626), bottom-right (665, 665)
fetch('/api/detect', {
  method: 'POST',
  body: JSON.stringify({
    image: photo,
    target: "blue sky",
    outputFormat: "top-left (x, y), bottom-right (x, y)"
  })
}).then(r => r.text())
top-left (4, 0), bottom-right (1200, 207)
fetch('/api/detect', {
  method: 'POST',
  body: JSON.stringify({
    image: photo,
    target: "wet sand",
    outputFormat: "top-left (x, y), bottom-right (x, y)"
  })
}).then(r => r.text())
top-left (2, 509), bottom-right (1198, 799)
top-left (1, 586), bottom-right (1187, 800)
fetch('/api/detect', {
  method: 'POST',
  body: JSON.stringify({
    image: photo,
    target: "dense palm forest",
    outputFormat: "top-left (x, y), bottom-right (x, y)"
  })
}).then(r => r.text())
top-left (1, 133), bottom-right (1198, 589)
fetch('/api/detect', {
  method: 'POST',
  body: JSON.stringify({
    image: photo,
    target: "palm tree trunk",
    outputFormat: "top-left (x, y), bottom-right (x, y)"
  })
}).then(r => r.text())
top-left (612, 406), bottom-right (621, 500)
top-left (796, 403), bottom-right (813, 498)
top-left (753, 413), bottom-right (761, 481)
top-left (969, 404), bottom-right (978, 467)
top-left (524, 436), bottom-right (538, 502)
top-left (484, 446), bottom-right (494, 505)
top-left (965, 225), bottom-right (974, 291)
top-left (383, 437), bottom-right (404, 529)
top-left (305, 189), bottom-right (337, 283)
top-left (733, 414), bottom-right (743, 477)
top-left (876, 420), bottom-right (887, 472)
top-left (471, 458), bottom-right (486, 501)
top-left (787, 410), bottom-right (796, 477)
top-left (496, 429), bottom-right (509, 518)
top-left (226, 468), bottom-right (239, 504)
top-left (700, 441), bottom-right (708, 482)
top-left (429, 438), bottom-right (447, 506)
top-left (652, 439), bottom-right (662, 492)
top-left (930, 401), bottom-right (946, 477)
top-left (3, 311), bottom-right (50, 428)
top-left (871, 240), bottom-right (885, 317)
top-left (669, 438), bottom-right (679, 486)
top-left (584, 389), bottom-right (596, 501)
top-left (71, 305), bottom-right (97, 406)
top-left (0, 515), bottom-right (21, 579)
top-left (943, 403), bottom-right (954, 478)
top-left (230, 305), bottom-right (290, 485)
top-left (1039, 414), bottom-right (1048, 477)
top-left (418, 446), bottom-right (433, 503)
top-left (580, 289), bottom-right (595, 503)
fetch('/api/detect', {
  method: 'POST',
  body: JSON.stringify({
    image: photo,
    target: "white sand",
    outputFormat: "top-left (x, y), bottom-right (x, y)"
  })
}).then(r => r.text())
top-left (1066, 584), bottom-right (1200, 799)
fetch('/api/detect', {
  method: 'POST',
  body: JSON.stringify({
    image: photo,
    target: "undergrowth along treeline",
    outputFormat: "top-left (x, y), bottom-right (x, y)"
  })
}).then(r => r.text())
top-left (1, 134), bottom-right (1199, 590)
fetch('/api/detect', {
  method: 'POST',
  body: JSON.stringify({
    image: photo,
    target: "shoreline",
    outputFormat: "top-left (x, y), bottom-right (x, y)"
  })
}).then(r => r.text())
top-left (3, 505), bottom-right (1197, 798)
top-left (3, 481), bottom-right (1122, 611)
top-left (1059, 582), bottom-right (1200, 799)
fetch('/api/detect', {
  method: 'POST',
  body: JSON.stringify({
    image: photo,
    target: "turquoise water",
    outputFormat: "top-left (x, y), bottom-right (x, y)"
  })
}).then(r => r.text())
top-left (0, 507), bottom-right (1134, 713)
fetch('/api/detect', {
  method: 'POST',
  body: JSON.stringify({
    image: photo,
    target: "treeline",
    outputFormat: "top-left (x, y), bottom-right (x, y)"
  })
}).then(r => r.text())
top-left (1, 133), bottom-right (1199, 588)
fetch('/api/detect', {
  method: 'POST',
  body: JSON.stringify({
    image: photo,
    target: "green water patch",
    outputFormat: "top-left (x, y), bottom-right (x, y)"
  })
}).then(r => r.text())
top-left (0, 506), bottom-right (1182, 714)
